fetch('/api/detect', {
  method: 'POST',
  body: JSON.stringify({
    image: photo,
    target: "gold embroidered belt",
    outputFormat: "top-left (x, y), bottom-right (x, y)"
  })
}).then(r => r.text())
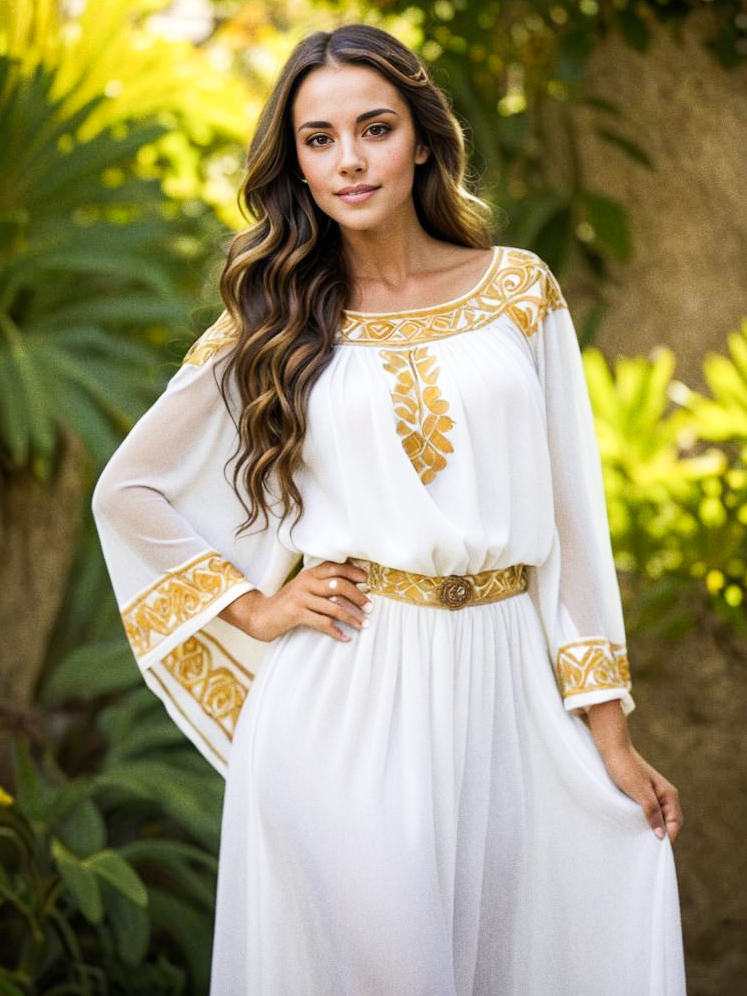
top-left (346, 558), bottom-right (528, 611)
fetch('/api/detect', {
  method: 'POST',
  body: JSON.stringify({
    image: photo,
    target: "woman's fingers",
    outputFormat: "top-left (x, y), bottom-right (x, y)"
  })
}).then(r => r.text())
top-left (637, 772), bottom-right (683, 842)
top-left (321, 576), bottom-right (372, 613)
top-left (300, 606), bottom-right (351, 642)
top-left (600, 746), bottom-right (683, 843)
top-left (314, 561), bottom-right (369, 590)
top-left (298, 563), bottom-right (370, 604)
top-left (329, 594), bottom-right (372, 624)
top-left (301, 593), bottom-right (366, 642)
top-left (307, 592), bottom-right (368, 628)
top-left (266, 562), bottom-right (375, 643)
top-left (641, 787), bottom-right (667, 839)
top-left (303, 564), bottom-right (373, 619)
top-left (653, 775), bottom-right (683, 842)
top-left (303, 560), bottom-right (375, 640)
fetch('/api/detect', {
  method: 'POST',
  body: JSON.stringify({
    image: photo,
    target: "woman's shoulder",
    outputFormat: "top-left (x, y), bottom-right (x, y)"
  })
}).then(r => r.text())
top-left (492, 242), bottom-right (554, 281)
top-left (485, 244), bottom-right (568, 338)
top-left (182, 309), bottom-right (240, 367)
top-left (496, 243), bottom-right (566, 297)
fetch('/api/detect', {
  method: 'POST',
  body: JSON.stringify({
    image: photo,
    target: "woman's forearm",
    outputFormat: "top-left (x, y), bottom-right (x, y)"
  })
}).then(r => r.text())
top-left (586, 699), bottom-right (633, 756)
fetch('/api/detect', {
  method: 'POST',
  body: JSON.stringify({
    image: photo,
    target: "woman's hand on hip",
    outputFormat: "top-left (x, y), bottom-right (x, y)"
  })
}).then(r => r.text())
top-left (218, 560), bottom-right (372, 643)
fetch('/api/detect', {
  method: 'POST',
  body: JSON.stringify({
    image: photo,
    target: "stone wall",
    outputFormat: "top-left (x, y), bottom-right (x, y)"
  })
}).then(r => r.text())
top-left (562, 7), bottom-right (747, 391)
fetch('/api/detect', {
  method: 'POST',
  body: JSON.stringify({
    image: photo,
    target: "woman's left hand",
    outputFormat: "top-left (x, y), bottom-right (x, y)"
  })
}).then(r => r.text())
top-left (598, 742), bottom-right (683, 842)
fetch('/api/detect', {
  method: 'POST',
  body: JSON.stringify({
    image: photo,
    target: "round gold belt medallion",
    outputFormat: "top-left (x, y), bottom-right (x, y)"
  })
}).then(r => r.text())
top-left (437, 576), bottom-right (474, 608)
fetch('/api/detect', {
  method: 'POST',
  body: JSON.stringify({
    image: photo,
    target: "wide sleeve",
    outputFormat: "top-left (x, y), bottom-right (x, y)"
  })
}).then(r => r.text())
top-left (91, 311), bottom-right (302, 776)
top-left (525, 256), bottom-right (635, 718)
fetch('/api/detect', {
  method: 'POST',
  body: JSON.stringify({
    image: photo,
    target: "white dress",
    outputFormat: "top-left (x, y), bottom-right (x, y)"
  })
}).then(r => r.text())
top-left (92, 245), bottom-right (687, 995)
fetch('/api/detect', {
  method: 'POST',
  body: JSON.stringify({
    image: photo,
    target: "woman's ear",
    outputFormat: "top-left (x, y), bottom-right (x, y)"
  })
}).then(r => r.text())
top-left (415, 142), bottom-right (430, 166)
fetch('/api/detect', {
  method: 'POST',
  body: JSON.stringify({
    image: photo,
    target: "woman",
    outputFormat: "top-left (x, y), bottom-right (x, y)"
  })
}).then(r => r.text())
top-left (92, 22), bottom-right (687, 996)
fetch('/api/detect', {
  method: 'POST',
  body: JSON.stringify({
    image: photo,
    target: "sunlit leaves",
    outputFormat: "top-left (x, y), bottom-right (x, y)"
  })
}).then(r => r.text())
top-left (583, 323), bottom-right (747, 637)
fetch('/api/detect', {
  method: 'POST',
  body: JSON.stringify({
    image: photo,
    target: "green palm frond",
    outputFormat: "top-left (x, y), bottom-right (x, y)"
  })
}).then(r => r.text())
top-left (0, 51), bottom-right (199, 479)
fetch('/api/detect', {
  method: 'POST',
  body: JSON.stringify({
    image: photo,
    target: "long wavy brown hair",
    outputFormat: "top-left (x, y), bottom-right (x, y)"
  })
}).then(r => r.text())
top-left (218, 22), bottom-right (494, 538)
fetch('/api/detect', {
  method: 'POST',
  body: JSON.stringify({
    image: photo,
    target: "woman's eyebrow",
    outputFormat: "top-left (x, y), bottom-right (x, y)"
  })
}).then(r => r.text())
top-left (296, 108), bottom-right (400, 133)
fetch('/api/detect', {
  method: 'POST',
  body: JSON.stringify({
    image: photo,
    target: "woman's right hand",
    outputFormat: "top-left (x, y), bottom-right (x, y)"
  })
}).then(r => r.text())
top-left (218, 560), bottom-right (373, 643)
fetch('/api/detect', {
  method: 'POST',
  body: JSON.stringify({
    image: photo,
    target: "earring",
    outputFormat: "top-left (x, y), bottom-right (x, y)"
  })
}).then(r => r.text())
top-left (298, 174), bottom-right (308, 184)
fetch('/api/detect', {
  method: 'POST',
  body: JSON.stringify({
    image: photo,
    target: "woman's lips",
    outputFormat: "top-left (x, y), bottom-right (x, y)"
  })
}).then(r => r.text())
top-left (336, 186), bottom-right (380, 204)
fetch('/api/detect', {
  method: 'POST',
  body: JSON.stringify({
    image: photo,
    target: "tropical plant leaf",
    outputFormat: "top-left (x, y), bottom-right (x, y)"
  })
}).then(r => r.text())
top-left (594, 126), bottom-right (654, 169)
top-left (94, 759), bottom-right (222, 851)
top-left (93, 683), bottom-right (193, 767)
top-left (581, 189), bottom-right (631, 261)
top-left (101, 880), bottom-right (151, 968)
top-left (9, 739), bottom-right (59, 825)
top-left (512, 192), bottom-right (568, 250)
top-left (119, 837), bottom-right (218, 909)
top-left (56, 799), bottom-right (107, 859)
top-left (147, 886), bottom-right (214, 994)
top-left (0, 974), bottom-right (28, 996)
top-left (614, 7), bottom-right (651, 52)
top-left (577, 95), bottom-right (625, 118)
top-left (39, 293), bottom-right (187, 329)
top-left (51, 838), bottom-right (103, 925)
top-left (119, 838), bottom-right (218, 874)
top-left (39, 637), bottom-right (139, 707)
top-left (0, 347), bottom-right (32, 464)
top-left (87, 850), bottom-right (148, 907)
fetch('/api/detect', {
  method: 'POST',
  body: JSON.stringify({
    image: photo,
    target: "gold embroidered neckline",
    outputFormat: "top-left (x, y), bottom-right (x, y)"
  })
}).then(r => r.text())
top-left (181, 246), bottom-right (568, 364)
top-left (337, 245), bottom-right (567, 346)
top-left (342, 245), bottom-right (500, 320)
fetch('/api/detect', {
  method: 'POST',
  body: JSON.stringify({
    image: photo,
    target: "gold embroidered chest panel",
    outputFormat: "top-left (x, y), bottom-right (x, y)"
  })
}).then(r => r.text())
top-left (180, 247), bottom-right (568, 487)
top-left (338, 246), bottom-right (567, 484)
top-left (378, 346), bottom-right (455, 485)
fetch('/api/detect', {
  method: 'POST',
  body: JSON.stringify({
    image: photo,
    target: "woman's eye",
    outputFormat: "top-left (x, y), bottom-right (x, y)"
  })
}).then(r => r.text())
top-left (306, 124), bottom-right (391, 147)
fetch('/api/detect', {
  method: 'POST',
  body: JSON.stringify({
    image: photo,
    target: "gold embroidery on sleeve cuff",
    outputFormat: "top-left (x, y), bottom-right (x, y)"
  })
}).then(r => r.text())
top-left (122, 551), bottom-right (246, 659)
top-left (610, 642), bottom-right (631, 684)
top-left (161, 632), bottom-right (254, 742)
top-left (555, 638), bottom-right (631, 700)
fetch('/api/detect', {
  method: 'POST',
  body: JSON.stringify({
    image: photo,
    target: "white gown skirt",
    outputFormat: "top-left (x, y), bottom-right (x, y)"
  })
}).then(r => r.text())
top-left (209, 588), bottom-right (687, 996)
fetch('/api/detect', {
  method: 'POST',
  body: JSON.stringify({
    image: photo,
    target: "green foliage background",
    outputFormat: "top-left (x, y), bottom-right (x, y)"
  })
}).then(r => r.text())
top-left (0, 0), bottom-right (745, 992)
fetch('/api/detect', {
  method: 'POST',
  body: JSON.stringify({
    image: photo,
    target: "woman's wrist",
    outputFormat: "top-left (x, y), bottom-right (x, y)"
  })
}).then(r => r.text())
top-left (585, 698), bottom-right (633, 756)
top-left (218, 588), bottom-right (267, 637)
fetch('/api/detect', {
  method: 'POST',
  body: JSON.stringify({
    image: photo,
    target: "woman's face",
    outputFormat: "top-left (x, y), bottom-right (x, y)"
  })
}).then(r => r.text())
top-left (291, 62), bottom-right (430, 236)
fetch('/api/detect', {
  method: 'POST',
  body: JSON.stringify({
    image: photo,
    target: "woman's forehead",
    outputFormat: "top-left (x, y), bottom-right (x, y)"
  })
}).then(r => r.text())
top-left (292, 64), bottom-right (404, 125)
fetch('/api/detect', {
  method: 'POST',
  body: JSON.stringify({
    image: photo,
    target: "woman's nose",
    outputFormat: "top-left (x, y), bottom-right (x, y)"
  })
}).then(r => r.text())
top-left (336, 138), bottom-right (366, 174)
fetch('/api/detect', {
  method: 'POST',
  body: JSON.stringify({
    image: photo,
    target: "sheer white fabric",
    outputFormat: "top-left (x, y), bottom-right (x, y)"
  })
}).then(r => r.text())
top-left (92, 245), bottom-right (686, 995)
top-left (92, 246), bottom-right (633, 772)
